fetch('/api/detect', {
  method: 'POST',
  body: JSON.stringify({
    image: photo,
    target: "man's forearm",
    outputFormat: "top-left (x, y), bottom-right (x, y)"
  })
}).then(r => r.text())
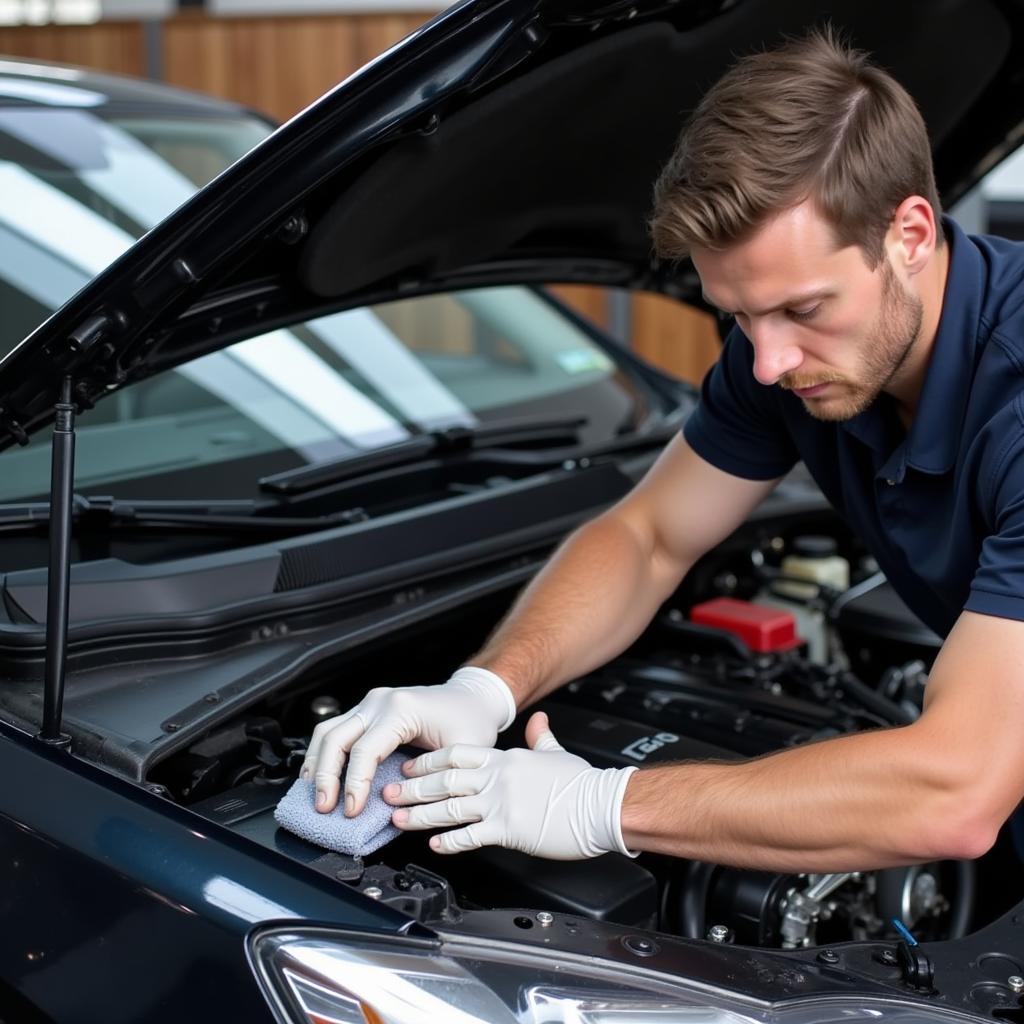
top-left (619, 722), bottom-right (996, 872)
top-left (471, 510), bottom-right (689, 708)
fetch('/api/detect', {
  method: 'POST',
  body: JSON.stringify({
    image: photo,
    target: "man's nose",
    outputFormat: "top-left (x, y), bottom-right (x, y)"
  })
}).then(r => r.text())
top-left (746, 319), bottom-right (804, 385)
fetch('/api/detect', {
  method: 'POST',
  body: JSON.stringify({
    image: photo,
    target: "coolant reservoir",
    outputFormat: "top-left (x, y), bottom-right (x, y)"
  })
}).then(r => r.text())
top-left (781, 535), bottom-right (850, 591)
top-left (760, 535), bottom-right (851, 664)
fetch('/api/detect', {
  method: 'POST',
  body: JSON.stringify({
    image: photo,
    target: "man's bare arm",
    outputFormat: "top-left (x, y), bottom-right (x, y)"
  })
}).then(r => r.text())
top-left (471, 434), bottom-right (782, 707)
top-left (619, 609), bottom-right (1024, 870)
top-left (308, 435), bottom-right (779, 814)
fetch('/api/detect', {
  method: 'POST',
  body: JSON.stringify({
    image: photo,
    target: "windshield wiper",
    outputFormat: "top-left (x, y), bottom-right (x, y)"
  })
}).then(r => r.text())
top-left (0, 494), bottom-right (368, 534)
top-left (258, 415), bottom-right (588, 497)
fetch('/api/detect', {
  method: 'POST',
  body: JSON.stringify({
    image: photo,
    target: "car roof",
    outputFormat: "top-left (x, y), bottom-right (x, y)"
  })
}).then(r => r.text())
top-left (0, 54), bottom-right (254, 117)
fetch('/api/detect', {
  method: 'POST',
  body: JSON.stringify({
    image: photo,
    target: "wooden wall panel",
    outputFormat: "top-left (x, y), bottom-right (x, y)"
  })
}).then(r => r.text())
top-left (548, 286), bottom-right (720, 386)
top-left (0, 13), bottom-right (434, 122)
top-left (0, 21), bottom-right (145, 77)
top-left (547, 285), bottom-right (609, 329)
top-left (163, 12), bottom-right (431, 122)
top-left (632, 292), bottom-right (720, 385)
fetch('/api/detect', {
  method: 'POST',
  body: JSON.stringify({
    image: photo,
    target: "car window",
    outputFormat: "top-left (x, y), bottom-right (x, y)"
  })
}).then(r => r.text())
top-left (113, 117), bottom-right (271, 187)
top-left (373, 289), bottom-right (617, 408)
top-left (0, 284), bottom-right (639, 502)
top-left (0, 108), bottom-right (274, 359)
top-left (0, 101), bottom-right (648, 503)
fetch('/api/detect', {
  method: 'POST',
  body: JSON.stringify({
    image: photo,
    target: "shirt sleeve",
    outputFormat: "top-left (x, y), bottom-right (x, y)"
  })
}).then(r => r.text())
top-left (965, 399), bottom-right (1024, 623)
top-left (683, 326), bottom-right (799, 480)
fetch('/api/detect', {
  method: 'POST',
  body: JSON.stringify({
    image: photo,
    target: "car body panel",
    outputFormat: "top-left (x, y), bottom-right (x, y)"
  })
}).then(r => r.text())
top-left (0, 718), bottom-right (410, 1023)
top-left (0, 54), bottom-right (255, 117)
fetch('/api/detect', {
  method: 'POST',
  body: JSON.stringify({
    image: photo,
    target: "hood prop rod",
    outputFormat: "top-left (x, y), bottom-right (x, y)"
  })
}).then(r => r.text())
top-left (38, 375), bottom-right (75, 750)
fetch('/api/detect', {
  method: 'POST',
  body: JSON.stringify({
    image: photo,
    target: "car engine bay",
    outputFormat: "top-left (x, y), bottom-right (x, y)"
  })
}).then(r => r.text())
top-left (144, 513), bottom-right (1022, 956)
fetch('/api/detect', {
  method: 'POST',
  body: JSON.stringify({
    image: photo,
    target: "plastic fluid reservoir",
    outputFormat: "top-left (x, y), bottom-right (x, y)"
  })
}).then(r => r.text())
top-left (761, 536), bottom-right (851, 663)
top-left (781, 535), bottom-right (850, 591)
top-left (756, 591), bottom-right (827, 663)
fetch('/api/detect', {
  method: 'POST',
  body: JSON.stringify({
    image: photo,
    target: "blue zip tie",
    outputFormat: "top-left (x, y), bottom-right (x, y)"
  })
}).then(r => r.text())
top-left (891, 918), bottom-right (918, 946)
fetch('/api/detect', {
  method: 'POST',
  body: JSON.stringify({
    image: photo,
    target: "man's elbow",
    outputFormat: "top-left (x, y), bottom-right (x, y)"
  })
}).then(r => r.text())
top-left (930, 819), bottom-right (998, 862)
top-left (895, 725), bottom-right (1012, 862)
top-left (917, 798), bottom-right (1002, 862)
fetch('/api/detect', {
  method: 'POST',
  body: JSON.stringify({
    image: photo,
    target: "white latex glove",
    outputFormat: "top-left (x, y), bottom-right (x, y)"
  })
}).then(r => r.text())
top-left (301, 666), bottom-right (516, 816)
top-left (384, 711), bottom-right (639, 859)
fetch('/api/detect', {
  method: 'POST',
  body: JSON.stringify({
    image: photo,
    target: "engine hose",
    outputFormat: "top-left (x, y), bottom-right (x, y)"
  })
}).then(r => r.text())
top-left (839, 673), bottom-right (917, 725)
top-left (679, 860), bottom-right (716, 939)
top-left (948, 859), bottom-right (976, 940)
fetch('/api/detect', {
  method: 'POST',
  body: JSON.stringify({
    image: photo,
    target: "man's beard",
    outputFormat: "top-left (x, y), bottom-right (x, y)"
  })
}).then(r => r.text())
top-left (780, 260), bottom-right (923, 422)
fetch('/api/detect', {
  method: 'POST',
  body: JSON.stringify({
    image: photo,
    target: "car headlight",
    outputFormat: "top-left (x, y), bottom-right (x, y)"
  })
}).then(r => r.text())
top-left (249, 925), bottom-right (982, 1024)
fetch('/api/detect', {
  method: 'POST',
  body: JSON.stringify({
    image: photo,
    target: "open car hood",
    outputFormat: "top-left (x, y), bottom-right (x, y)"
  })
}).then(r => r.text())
top-left (1, 0), bottom-right (1022, 449)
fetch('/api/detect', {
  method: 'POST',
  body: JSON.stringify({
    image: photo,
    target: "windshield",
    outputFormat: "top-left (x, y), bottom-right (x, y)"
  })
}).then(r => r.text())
top-left (0, 108), bottom-right (271, 352)
top-left (0, 101), bottom-right (651, 503)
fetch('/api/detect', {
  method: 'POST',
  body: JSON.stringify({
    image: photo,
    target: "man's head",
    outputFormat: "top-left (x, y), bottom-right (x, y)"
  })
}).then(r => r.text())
top-left (651, 29), bottom-right (946, 421)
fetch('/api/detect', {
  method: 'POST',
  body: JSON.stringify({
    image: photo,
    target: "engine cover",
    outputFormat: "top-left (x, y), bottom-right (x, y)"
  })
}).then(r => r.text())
top-left (542, 647), bottom-right (869, 767)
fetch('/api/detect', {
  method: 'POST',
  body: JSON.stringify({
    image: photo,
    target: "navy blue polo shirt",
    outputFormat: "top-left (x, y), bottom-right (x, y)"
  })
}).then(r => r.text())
top-left (683, 217), bottom-right (1024, 639)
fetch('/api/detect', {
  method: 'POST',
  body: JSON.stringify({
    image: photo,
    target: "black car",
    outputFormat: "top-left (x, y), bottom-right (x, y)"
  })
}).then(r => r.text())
top-left (2, 1), bottom-right (1024, 1022)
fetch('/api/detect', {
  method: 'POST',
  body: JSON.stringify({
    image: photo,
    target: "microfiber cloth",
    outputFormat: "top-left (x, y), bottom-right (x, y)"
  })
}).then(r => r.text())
top-left (274, 750), bottom-right (408, 856)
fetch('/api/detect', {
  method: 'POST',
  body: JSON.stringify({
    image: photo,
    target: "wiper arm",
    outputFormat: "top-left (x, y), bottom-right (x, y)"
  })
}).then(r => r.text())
top-left (258, 414), bottom-right (588, 497)
top-left (0, 494), bottom-right (367, 534)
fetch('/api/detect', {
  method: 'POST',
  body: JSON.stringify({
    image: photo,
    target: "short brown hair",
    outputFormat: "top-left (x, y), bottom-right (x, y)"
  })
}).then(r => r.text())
top-left (650, 28), bottom-right (942, 267)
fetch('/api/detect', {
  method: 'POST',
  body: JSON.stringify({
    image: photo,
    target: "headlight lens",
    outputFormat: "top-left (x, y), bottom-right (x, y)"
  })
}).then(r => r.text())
top-left (250, 926), bottom-right (980, 1024)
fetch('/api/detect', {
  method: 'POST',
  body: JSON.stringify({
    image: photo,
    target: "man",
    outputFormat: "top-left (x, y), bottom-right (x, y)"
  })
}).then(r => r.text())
top-left (302, 29), bottom-right (1024, 872)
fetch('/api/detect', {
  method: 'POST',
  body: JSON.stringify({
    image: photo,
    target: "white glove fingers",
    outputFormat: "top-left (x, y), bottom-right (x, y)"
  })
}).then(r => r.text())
top-left (524, 710), bottom-right (565, 753)
top-left (300, 708), bottom-right (358, 780)
top-left (395, 794), bottom-right (483, 831)
top-left (386, 767), bottom-right (482, 806)
top-left (531, 727), bottom-right (565, 753)
top-left (404, 743), bottom-right (490, 777)
top-left (345, 720), bottom-right (407, 816)
top-left (431, 820), bottom-right (501, 855)
top-left (310, 713), bottom-right (367, 813)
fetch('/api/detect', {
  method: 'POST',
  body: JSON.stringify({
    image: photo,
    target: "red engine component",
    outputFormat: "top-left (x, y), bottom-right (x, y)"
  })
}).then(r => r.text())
top-left (689, 597), bottom-right (800, 653)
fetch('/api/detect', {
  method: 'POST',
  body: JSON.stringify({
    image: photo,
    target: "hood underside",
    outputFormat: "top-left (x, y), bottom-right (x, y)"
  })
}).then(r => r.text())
top-left (296, 0), bottom-right (1010, 299)
top-left (0, 0), bottom-right (1021, 448)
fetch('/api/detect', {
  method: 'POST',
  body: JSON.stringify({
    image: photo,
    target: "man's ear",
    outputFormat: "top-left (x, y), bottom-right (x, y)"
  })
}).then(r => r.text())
top-left (888, 195), bottom-right (938, 277)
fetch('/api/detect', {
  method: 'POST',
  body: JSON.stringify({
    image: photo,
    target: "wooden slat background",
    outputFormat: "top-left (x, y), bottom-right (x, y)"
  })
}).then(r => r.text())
top-left (0, 12), bottom-right (719, 385)
top-left (0, 21), bottom-right (146, 76)
top-left (162, 12), bottom-right (432, 121)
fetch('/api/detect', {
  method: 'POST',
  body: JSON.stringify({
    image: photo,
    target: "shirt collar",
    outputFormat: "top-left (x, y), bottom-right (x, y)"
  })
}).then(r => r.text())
top-left (840, 216), bottom-right (984, 475)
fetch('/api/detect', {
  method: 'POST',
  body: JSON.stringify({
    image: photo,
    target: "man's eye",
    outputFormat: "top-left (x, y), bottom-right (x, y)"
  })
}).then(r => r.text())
top-left (789, 305), bottom-right (820, 322)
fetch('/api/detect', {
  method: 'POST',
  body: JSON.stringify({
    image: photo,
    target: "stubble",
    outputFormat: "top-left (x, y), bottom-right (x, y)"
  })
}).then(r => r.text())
top-left (784, 260), bottom-right (923, 422)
